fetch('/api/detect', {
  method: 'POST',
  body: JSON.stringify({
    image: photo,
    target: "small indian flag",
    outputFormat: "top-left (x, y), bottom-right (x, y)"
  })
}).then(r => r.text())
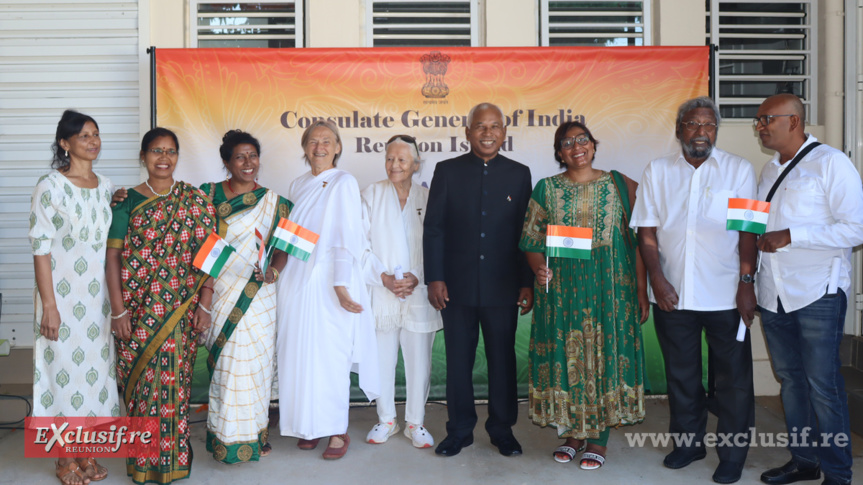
top-left (546, 225), bottom-right (592, 259)
top-left (193, 232), bottom-right (236, 277)
top-left (272, 218), bottom-right (319, 262)
top-left (255, 228), bottom-right (267, 271)
top-left (726, 198), bottom-right (770, 234)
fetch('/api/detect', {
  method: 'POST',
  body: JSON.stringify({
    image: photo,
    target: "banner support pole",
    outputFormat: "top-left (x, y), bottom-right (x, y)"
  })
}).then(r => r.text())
top-left (146, 46), bottom-right (156, 129)
top-left (708, 43), bottom-right (716, 101)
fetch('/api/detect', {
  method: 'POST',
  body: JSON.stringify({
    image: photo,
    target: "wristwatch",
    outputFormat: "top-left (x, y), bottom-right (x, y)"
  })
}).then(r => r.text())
top-left (739, 274), bottom-right (755, 284)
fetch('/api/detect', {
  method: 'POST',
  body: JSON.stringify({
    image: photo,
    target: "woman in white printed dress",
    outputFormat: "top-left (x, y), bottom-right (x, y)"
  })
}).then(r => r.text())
top-left (30, 110), bottom-right (119, 485)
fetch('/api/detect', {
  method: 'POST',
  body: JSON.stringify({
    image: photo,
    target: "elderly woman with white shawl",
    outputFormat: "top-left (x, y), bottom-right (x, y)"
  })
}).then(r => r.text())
top-left (362, 135), bottom-right (442, 448)
top-left (276, 120), bottom-right (379, 460)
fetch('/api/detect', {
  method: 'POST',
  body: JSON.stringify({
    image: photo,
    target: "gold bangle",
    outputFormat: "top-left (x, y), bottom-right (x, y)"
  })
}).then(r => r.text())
top-left (271, 267), bottom-right (280, 283)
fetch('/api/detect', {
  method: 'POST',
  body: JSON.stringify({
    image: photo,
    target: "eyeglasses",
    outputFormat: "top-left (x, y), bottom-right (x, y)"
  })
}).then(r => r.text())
top-left (680, 121), bottom-right (718, 132)
top-left (560, 135), bottom-right (591, 149)
top-left (148, 148), bottom-right (178, 156)
top-left (386, 134), bottom-right (420, 152)
top-left (752, 114), bottom-right (794, 128)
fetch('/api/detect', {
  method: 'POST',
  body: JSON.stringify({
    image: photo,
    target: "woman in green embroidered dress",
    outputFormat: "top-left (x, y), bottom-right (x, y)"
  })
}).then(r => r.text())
top-left (106, 127), bottom-right (220, 484)
top-left (200, 130), bottom-right (292, 464)
top-left (519, 121), bottom-right (649, 470)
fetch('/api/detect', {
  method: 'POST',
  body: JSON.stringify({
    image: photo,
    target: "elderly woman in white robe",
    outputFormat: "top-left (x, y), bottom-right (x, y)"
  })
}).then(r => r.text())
top-left (275, 120), bottom-right (379, 460)
top-left (362, 135), bottom-right (442, 448)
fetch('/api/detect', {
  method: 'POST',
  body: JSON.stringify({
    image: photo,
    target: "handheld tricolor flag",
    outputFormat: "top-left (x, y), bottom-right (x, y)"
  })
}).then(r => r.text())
top-left (255, 228), bottom-right (267, 271)
top-left (193, 232), bottom-right (236, 277)
top-left (726, 198), bottom-right (770, 234)
top-left (272, 218), bottom-right (319, 262)
top-left (546, 225), bottom-right (592, 260)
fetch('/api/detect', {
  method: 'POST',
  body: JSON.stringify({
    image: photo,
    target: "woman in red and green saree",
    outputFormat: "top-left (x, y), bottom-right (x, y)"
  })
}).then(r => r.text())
top-left (519, 121), bottom-right (650, 471)
top-left (106, 127), bottom-right (221, 484)
top-left (200, 130), bottom-right (292, 464)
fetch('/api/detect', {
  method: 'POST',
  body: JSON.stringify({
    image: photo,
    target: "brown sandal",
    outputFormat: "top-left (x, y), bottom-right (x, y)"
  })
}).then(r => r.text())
top-left (260, 442), bottom-right (272, 457)
top-left (297, 438), bottom-right (320, 450)
top-left (56, 460), bottom-right (90, 485)
top-left (77, 457), bottom-right (108, 481)
top-left (322, 434), bottom-right (350, 460)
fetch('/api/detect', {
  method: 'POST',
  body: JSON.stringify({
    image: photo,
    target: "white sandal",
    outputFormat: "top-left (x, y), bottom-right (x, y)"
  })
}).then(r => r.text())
top-left (580, 451), bottom-right (606, 470)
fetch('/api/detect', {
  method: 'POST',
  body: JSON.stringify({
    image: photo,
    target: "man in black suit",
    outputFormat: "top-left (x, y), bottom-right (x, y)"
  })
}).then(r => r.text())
top-left (424, 102), bottom-right (534, 457)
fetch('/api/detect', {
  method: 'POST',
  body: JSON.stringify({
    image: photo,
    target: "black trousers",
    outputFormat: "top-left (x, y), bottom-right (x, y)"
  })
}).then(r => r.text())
top-left (441, 303), bottom-right (518, 440)
top-left (653, 306), bottom-right (755, 464)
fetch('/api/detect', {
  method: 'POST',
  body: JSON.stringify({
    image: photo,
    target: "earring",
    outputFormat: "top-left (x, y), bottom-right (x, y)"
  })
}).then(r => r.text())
top-left (64, 150), bottom-right (68, 158)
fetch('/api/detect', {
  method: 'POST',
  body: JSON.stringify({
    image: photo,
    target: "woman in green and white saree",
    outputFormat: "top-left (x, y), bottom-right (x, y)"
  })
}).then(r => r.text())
top-left (200, 130), bottom-right (292, 464)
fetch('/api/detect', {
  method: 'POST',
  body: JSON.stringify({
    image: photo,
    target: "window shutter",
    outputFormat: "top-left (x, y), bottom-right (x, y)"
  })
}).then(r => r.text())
top-left (707, 0), bottom-right (816, 121)
top-left (191, 1), bottom-right (304, 48)
top-left (540, 0), bottom-right (652, 47)
top-left (366, 0), bottom-right (478, 47)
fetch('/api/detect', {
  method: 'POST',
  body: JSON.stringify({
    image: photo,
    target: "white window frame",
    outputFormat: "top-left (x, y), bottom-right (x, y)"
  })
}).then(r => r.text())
top-left (365, 0), bottom-right (479, 47)
top-left (189, 0), bottom-right (304, 48)
top-left (539, 0), bottom-right (652, 47)
top-left (707, 0), bottom-right (817, 122)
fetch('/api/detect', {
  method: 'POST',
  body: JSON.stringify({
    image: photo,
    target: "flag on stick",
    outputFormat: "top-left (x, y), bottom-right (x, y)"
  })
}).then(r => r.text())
top-left (272, 218), bottom-right (319, 262)
top-left (255, 228), bottom-right (267, 272)
top-left (726, 198), bottom-right (770, 234)
top-left (546, 225), bottom-right (592, 260)
top-left (193, 232), bottom-right (236, 277)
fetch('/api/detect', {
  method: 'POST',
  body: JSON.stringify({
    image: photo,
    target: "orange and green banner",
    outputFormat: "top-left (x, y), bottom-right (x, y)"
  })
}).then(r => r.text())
top-left (154, 46), bottom-right (709, 402)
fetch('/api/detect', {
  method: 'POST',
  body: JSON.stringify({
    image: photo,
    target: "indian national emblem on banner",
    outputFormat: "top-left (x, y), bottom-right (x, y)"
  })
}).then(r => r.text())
top-left (420, 51), bottom-right (451, 99)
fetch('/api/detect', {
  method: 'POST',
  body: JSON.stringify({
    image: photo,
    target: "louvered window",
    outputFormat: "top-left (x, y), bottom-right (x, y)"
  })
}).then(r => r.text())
top-left (540, 0), bottom-right (651, 47)
top-left (366, 0), bottom-right (478, 47)
top-left (707, 1), bottom-right (816, 121)
top-left (191, 1), bottom-right (303, 48)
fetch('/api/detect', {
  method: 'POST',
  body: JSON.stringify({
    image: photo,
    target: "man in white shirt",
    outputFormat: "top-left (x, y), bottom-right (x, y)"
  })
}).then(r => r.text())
top-left (755, 94), bottom-right (862, 485)
top-left (631, 96), bottom-right (758, 484)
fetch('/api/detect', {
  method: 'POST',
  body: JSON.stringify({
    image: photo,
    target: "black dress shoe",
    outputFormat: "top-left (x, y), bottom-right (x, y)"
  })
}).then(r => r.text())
top-left (820, 477), bottom-right (849, 485)
top-left (490, 435), bottom-right (522, 456)
top-left (713, 461), bottom-right (744, 484)
top-left (760, 460), bottom-right (820, 484)
top-left (435, 434), bottom-right (473, 457)
top-left (663, 447), bottom-right (707, 469)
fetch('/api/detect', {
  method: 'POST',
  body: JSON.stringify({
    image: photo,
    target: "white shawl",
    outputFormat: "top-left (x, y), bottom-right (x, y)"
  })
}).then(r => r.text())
top-left (362, 180), bottom-right (442, 333)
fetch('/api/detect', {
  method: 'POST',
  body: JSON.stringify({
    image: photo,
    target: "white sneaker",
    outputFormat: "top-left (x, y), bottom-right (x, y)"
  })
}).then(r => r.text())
top-left (366, 421), bottom-right (399, 444)
top-left (404, 422), bottom-right (434, 448)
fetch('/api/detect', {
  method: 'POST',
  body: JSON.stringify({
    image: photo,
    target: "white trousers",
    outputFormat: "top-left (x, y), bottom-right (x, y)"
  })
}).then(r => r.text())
top-left (374, 328), bottom-right (436, 425)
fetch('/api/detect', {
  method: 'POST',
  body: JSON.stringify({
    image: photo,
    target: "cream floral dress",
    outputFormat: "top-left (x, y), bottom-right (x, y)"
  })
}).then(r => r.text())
top-left (29, 171), bottom-right (119, 417)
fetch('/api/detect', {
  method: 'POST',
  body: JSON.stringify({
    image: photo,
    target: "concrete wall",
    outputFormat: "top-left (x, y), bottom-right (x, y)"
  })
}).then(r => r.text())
top-left (131, 0), bottom-right (855, 397)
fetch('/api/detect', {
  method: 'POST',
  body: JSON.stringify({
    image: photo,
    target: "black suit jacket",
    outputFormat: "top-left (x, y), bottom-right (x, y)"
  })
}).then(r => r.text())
top-left (423, 152), bottom-right (533, 307)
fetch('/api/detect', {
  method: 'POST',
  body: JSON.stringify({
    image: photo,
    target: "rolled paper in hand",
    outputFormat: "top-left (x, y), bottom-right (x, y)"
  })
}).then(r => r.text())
top-left (827, 256), bottom-right (841, 295)
top-left (736, 318), bottom-right (747, 342)
top-left (394, 264), bottom-right (406, 302)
